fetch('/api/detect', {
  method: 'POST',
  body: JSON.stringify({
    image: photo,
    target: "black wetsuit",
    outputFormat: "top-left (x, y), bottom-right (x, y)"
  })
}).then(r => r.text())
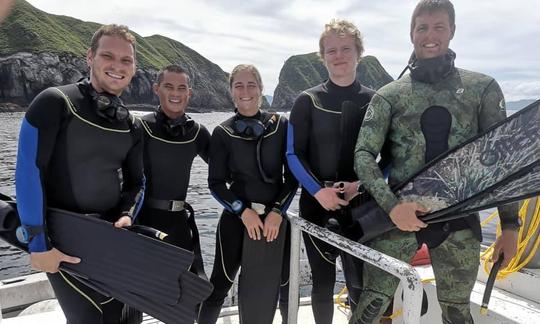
top-left (198, 111), bottom-right (298, 324)
top-left (15, 81), bottom-right (144, 324)
top-left (137, 109), bottom-right (210, 276)
top-left (286, 79), bottom-right (375, 323)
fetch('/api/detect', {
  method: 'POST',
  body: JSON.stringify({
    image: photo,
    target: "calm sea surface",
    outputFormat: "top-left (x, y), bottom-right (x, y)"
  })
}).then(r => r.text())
top-left (0, 111), bottom-right (498, 282)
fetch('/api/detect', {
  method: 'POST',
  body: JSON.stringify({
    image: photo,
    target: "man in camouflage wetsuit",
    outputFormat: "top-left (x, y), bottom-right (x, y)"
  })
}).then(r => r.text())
top-left (351, 1), bottom-right (520, 323)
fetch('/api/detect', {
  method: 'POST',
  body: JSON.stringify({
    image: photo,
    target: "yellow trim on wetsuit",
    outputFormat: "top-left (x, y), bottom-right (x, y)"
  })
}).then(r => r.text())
top-left (303, 91), bottom-right (341, 114)
top-left (139, 117), bottom-right (202, 144)
top-left (59, 270), bottom-right (103, 313)
top-left (52, 87), bottom-right (131, 133)
top-left (219, 114), bottom-right (283, 140)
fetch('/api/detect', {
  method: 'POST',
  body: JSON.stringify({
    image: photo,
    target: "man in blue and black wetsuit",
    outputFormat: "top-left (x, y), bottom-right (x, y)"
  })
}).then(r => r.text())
top-left (287, 19), bottom-right (385, 323)
top-left (15, 24), bottom-right (144, 324)
top-left (137, 65), bottom-right (210, 279)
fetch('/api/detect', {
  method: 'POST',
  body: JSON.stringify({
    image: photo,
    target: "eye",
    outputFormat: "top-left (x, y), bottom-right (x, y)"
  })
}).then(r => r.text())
top-left (325, 49), bottom-right (337, 55)
top-left (122, 58), bottom-right (133, 64)
top-left (164, 85), bottom-right (173, 90)
top-left (342, 47), bottom-right (352, 53)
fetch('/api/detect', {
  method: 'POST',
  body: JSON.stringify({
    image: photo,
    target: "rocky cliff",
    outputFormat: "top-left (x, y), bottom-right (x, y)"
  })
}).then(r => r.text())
top-left (271, 53), bottom-right (393, 111)
top-left (0, 0), bottom-right (235, 111)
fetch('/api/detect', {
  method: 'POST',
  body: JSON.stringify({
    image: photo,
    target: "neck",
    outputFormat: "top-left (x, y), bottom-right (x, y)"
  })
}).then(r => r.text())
top-left (329, 73), bottom-right (356, 87)
top-left (161, 109), bottom-right (185, 120)
top-left (237, 107), bottom-right (259, 117)
top-left (89, 79), bottom-right (122, 96)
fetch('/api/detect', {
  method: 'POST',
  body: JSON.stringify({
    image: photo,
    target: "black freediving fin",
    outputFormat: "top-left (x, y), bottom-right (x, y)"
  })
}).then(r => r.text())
top-left (237, 218), bottom-right (287, 324)
top-left (0, 195), bottom-right (214, 323)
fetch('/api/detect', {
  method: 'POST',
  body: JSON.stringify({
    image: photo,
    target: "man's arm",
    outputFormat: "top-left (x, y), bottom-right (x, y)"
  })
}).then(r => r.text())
top-left (354, 94), bottom-right (427, 231)
top-left (16, 88), bottom-right (80, 271)
top-left (354, 94), bottom-right (398, 213)
top-left (287, 94), bottom-right (346, 210)
top-left (117, 117), bottom-right (145, 224)
top-left (197, 124), bottom-right (211, 164)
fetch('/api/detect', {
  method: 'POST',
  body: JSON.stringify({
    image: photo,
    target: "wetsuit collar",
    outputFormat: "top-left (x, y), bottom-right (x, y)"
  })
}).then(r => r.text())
top-left (236, 110), bottom-right (262, 121)
top-left (325, 78), bottom-right (361, 95)
top-left (408, 49), bottom-right (456, 84)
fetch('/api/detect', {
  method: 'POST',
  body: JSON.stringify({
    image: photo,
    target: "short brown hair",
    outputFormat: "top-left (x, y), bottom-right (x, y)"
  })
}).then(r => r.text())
top-left (156, 65), bottom-right (191, 86)
top-left (89, 24), bottom-right (136, 55)
top-left (319, 19), bottom-right (364, 62)
top-left (410, 0), bottom-right (455, 36)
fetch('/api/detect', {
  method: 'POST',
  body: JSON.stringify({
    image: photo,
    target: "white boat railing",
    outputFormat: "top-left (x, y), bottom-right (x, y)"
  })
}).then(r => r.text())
top-left (288, 213), bottom-right (423, 324)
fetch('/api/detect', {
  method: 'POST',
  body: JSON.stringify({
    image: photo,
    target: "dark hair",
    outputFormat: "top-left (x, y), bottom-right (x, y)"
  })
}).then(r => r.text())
top-left (410, 0), bottom-right (455, 34)
top-left (89, 24), bottom-right (136, 55)
top-left (156, 65), bottom-right (191, 85)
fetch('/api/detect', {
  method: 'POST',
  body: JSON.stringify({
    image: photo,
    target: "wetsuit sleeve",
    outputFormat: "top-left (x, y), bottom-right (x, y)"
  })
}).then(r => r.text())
top-left (354, 94), bottom-right (399, 214)
top-left (15, 88), bottom-right (67, 252)
top-left (286, 93), bottom-right (323, 196)
top-left (197, 124), bottom-right (211, 164)
top-left (119, 117), bottom-right (145, 220)
top-left (208, 127), bottom-right (245, 216)
top-left (479, 79), bottom-right (520, 227)
top-left (273, 118), bottom-right (299, 215)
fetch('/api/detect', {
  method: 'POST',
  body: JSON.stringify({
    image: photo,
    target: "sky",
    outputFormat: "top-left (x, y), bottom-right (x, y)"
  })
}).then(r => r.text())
top-left (22, 0), bottom-right (540, 101)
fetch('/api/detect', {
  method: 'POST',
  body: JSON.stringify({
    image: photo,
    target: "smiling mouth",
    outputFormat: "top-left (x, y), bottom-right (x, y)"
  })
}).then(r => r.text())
top-left (105, 72), bottom-right (124, 80)
top-left (423, 43), bottom-right (439, 49)
top-left (239, 97), bottom-right (254, 101)
top-left (168, 98), bottom-right (181, 104)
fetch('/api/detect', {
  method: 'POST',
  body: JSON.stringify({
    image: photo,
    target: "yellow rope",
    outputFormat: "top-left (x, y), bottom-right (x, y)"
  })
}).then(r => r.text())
top-left (334, 198), bottom-right (540, 319)
top-left (481, 198), bottom-right (540, 279)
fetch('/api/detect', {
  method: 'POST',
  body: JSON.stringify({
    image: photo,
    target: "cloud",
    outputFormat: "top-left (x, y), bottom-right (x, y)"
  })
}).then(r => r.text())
top-left (24, 0), bottom-right (540, 99)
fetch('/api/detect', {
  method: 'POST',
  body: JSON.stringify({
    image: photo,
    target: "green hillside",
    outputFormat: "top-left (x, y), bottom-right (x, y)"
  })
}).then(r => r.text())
top-left (0, 0), bottom-right (218, 70)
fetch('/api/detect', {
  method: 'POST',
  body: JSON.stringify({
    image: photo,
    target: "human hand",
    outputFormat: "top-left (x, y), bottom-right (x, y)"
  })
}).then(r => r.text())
top-left (389, 202), bottom-right (428, 232)
top-left (241, 208), bottom-right (264, 240)
top-left (263, 211), bottom-right (283, 242)
top-left (114, 215), bottom-right (132, 228)
top-left (314, 187), bottom-right (348, 211)
top-left (491, 229), bottom-right (518, 268)
top-left (30, 248), bottom-right (80, 273)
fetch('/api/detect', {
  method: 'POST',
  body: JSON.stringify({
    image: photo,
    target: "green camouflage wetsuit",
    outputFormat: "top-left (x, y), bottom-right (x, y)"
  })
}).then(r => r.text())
top-left (351, 63), bottom-right (519, 324)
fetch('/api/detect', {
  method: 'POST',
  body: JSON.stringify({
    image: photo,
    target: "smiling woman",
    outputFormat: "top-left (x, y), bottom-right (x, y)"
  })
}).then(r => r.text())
top-left (199, 64), bottom-right (298, 324)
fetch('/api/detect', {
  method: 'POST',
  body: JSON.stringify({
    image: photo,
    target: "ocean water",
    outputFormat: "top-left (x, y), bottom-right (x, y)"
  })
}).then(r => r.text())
top-left (0, 110), bottom-right (500, 283)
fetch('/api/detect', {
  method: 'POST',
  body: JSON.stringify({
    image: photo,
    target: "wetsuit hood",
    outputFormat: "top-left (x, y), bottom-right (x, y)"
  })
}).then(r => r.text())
top-left (155, 106), bottom-right (194, 137)
top-left (401, 49), bottom-right (456, 84)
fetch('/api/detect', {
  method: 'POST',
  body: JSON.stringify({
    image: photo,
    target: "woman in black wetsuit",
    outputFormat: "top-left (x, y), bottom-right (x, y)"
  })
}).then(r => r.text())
top-left (198, 64), bottom-right (297, 324)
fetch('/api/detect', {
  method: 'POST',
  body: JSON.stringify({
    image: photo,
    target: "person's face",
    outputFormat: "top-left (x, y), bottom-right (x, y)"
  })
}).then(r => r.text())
top-left (231, 70), bottom-right (261, 116)
top-left (153, 71), bottom-right (192, 119)
top-left (411, 10), bottom-right (455, 60)
top-left (87, 35), bottom-right (136, 96)
top-left (321, 32), bottom-right (359, 82)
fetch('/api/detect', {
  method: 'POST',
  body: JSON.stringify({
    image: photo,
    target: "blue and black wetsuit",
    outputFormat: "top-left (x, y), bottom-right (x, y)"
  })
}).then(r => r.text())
top-left (287, 79), bottom-right (376, 323)
top-left (15, 81), bottom-right (144, 324)
top-left (137, 109), bottom-right (210, 277)
top-left (198, 111), bottom-right (298, 324)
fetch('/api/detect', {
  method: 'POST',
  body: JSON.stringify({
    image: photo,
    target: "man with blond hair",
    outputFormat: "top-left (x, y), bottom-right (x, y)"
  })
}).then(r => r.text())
top-left (287, 19), bottom-right (379, 323)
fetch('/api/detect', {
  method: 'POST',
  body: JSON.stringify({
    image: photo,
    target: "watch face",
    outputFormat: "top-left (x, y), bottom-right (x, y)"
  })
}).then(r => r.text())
top-left (15, 226), bottom-right (28, 243)
top-left (232, 200), bottom-right (243, 213)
